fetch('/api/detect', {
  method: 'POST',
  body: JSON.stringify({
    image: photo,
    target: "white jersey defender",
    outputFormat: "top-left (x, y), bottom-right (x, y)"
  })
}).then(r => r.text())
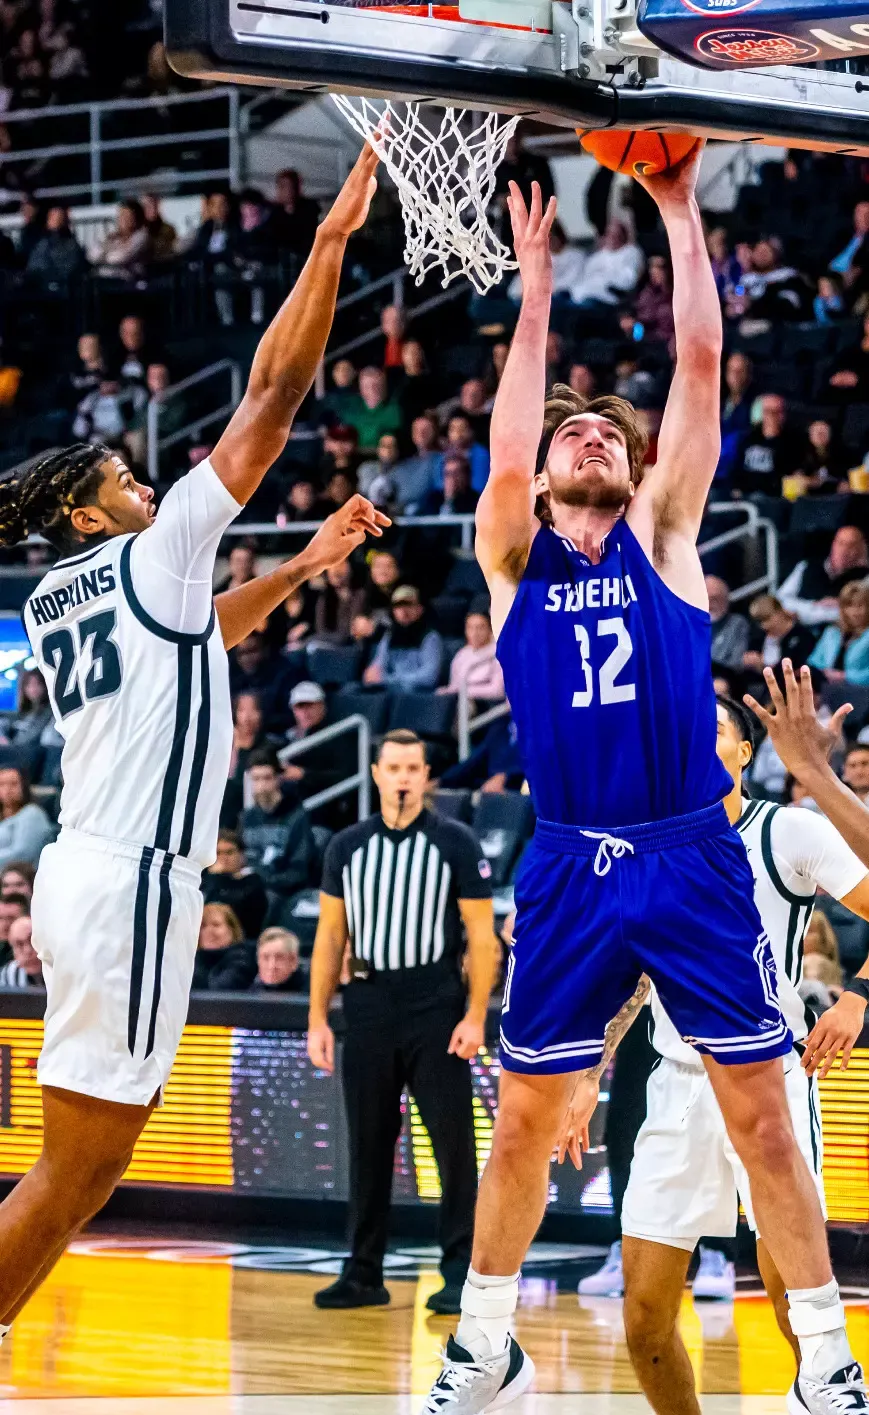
top-left (24, 458), bottom-right (240, 1105)
top-left (623, 797), bottom-right (867, 1248)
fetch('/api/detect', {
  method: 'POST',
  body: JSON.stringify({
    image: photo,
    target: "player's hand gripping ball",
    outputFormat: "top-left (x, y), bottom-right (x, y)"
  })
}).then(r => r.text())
top-left (578, 129), bottom-right (699, 178)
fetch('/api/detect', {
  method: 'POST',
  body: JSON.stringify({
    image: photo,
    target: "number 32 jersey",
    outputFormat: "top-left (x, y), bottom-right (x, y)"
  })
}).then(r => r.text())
top-left (23, 459), bottom-right (238, 868)
top-left (496, 520), bottom-right (731, 828)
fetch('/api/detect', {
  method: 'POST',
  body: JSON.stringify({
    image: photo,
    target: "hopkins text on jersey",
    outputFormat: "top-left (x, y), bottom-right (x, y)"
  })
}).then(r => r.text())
top-left (27, 566), bottom-right (116, 627)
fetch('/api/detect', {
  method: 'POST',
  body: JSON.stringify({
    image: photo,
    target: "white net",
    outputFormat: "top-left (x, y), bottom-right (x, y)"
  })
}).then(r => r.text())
top-left (331, 96), bottom-right (520, 295)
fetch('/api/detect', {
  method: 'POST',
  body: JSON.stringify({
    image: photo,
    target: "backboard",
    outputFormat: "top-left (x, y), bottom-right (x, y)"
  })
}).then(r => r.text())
top-left (166, 0), bottom-right (869, 153)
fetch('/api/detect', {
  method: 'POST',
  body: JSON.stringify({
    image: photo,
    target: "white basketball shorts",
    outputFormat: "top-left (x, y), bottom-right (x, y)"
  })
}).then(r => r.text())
top-left (32, 828), bottom-right (204, 1106)
top-left (622, 1051), bottom-right (825, 1251)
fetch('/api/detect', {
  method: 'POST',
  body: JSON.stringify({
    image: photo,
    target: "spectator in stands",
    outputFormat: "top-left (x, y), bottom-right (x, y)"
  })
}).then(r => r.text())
top-left (230, 632), bottom-right (297, 733)
top-left (358, 433), bottom-right (400, 506)
top-left (2, 668), bottom-right (53, 773)
top-left (809, 581), bottom-right (869, 686)
top-left (323, 470), bottom-right (357, 512)
top-left (798, 419), bottom-right (849, 494)
top-left (830, 199), bottom-right (869, 292)
top-left (718, 352), bottom-right (755, 481)
top-left (0, 914), bottom-right (42, 989)
top-left (344, 366), bottom-right (403, 451)
top-left (11, 30), bottom-right (47, 108)
top-left (456, 378), bottom-right (492, 446)
top-left (707, 225), bottom-right (742, 303)
top-left (0, 767), bottom-right (52, 869)
top-left (494, 129), bottom-right (555, 241)
top-left (0, 862), bottom-right (34, 902)
top-left (443, 413), bottom-right (489, 493)
top-left (72, 377), bottom-right (144, 446)
top-left (272, 168), bottom-right (320, 258)
top-left (115, 315), bottom-right (151, 387)
top-left (395, 339), bottom-right (436, 424)
top-left (240, 749), bottom-right (315, 898)
top-left (16, 196), bottom-right (43, 266)
top-left (192, 903), bottom-right (257, 992)
top-left (26, 205), bottom-right (87, 285)
top-left (252, 927), bottom-right (305, 993)
top-left (354, 551), bottom-right (402, 640)
top-left (706, 575), bottom-right (750, 673)
top-left (202, 829), bottom-right (269, 940)
top-left (569, 219), bottom-right (644, 313)
top-left (440, 714), bottom-right (523, 793)
top-left (95, 199), bottom-right (150, 279)
top-left (284, 477), bottom-right (330, 524)
top-left (216, 544), bottom-right (257, 595)
top-left (320, 423), bottom-right (361, 484)
top-left (422, 452), bottom-right (478, 519)
top-left (739, 236), bottom-right (810, 322)
top-left (440, 609), bottom-right (504, 703)
top-left (745, 594), bottom-right (817, 673)
top-left (0, 893), bottom-right (28, 961)
top-left (190, 190), bottom-right (238, 265)
top-left (237, 187), bottom-right (280, 264)
top-left (814, 272), bottom-right (845, 325)
top-left (828, 311), bottom-right (869, 402)
top-left (363, 585), bottom-right (443, 692)
top-left (508, 219), bottom-right (585, 305)
top-left (733, 393), bottom-right (806, 497)
top-left (842, 744), bottom-right (869, 805)
top-left (47, 30), bottom-right (88, 103)
top-left (318, 359), bottom-right (358, 425)
top-left (378, 304), bottom-right (405, 370)
top-left (67, 332), bottom-right (107, 404)
top-left (635, 253), bottom-right (675, 349)
top-left (311, 562), bottom-right (363, 645)
top-left (281, 588), bottom-right (314, 651)
top-left (281, 682), bottom-right (358, 826)
top-left (778, 524), bottom-right (869, 626)
top-left (228, 691), bottom-right (268, 784)
top-left (128, 363), bottom-right (183, 463)
top-left (393, 414), bottom-right (442, 512)
top-left (141, 194), bottom-right (177, 264)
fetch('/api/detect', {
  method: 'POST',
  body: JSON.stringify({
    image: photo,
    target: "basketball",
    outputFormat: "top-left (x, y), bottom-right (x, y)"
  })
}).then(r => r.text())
top-left (578, 129), bottom-right (698, 178)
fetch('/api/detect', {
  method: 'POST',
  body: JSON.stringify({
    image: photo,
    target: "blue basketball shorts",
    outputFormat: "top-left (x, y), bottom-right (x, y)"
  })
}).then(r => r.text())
top-left (500, 802), bottom-right (792, 1074)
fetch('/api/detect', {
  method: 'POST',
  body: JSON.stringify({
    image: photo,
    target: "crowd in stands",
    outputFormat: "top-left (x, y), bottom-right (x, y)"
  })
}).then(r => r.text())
top-left (2, 137), bottom-right (869, 997)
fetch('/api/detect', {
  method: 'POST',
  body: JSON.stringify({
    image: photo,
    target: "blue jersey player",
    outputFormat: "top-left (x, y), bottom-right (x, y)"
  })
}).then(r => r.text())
top-left (422, 147), bottom-right (867, 1415)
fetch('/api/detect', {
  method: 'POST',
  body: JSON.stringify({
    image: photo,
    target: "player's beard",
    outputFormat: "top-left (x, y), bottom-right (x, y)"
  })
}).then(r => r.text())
top-left (547, 466), bottom-right (631, 514)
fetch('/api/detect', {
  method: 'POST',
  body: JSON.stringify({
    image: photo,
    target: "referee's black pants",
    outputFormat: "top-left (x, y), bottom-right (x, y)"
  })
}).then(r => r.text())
top-left (340, 964), bottom-right (478, 1289)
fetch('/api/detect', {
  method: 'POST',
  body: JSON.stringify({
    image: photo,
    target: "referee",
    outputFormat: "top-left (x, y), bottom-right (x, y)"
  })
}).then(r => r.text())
top-left (307, 728), bottom-right (500, 1314)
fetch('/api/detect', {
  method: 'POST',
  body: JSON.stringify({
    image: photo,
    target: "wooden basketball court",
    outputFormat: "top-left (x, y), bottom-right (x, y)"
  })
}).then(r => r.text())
top-left (1, 1231), bottom-right (867, 1411)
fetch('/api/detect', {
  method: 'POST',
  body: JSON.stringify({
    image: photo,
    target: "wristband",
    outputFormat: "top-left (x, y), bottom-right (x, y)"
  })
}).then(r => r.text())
top-left (843, 977), bottom-right (869, 1005)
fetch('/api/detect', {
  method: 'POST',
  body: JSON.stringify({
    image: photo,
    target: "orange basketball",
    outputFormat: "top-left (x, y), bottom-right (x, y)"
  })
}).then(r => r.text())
top-left (578, 129), bottom-right (698, 178)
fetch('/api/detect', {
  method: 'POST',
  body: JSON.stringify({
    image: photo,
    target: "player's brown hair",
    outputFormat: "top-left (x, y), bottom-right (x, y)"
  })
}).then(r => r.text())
top-left (540, 384), bottom-right (649, 486)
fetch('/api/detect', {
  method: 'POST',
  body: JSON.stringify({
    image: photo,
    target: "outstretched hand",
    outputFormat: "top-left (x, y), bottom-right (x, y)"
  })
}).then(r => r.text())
top-left (305, 494), bottom-right (390, 575)
top-left (634, 138), bottom-right (704, 209)
top-left (508, 180), bottom-right (557, 298)
top-left (321, 142), bottom-right (379, 238)
top-left (743, 660), bottom-right (851, 783)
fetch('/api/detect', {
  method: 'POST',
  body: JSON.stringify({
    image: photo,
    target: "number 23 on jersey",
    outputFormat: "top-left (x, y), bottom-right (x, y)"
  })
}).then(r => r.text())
top-left (41, 608), bottom-right (123, 719)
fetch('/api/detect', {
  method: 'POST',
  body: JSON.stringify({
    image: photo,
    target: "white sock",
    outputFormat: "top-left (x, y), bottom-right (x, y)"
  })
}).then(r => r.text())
top-left (788, 1279), bottom-right (854, 1380)
top-left (455, 1268), bottom-right (519, 1361)
top-left (0, 1324), bottom-right (10, 1345)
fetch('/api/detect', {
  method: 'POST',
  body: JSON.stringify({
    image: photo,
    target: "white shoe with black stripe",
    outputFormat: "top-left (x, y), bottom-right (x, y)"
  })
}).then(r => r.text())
top-left (420, 1334), bottom-right (534, 1412)
top-left (787, 1362), bottom-right (869, 1415)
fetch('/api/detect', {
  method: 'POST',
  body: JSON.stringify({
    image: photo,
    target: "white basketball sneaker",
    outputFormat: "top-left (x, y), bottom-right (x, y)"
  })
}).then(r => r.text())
top-left (577, 1241), bottom-right (624, 1298)
top-left (420, 1334), bottom-right (535, 1412)
top-left (787, 1362), bottom-right (869, 1415)
top-left (692, 1246), bottom-right (736, 1302)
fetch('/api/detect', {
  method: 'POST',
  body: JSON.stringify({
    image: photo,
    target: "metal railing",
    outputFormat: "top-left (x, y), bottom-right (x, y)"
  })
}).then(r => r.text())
top-left (0, 87), bottom-right (245, 207)
top-left (277, 715), bottom-right (371, 818)
top-left (220, 514), bottom-right (478, 553)
top-left (457, 689), bottom-right (511, 761)
top-left (698, 502), bottom-right (779, 603)
top-left (148, 360), bottom-right (242, 484)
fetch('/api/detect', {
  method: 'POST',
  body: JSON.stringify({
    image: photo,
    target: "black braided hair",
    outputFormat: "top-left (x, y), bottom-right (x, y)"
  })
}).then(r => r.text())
top-left (0, 443), bottom-right (111, 551)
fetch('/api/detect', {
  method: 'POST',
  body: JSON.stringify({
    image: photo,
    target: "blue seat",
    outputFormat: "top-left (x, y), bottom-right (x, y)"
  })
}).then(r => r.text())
top-left (472, 792), bottom-right (535, 888)
top-left (332, 689), bottom-right (390, 735)
top-left (307, 642), bottom-right (363, 687)
top-left (387, 692), bottom-right (457, 741)
top-left (433, 789), bottom-right (473, 823)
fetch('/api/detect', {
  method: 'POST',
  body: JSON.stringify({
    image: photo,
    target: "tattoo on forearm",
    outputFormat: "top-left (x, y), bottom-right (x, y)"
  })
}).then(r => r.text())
top-left (583, 975), bottom-right (650, 1083)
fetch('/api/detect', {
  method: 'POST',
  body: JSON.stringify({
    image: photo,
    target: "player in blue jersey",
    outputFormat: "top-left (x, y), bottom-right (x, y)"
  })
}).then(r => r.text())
top-left (422, 147), bottom-right (867, 1415)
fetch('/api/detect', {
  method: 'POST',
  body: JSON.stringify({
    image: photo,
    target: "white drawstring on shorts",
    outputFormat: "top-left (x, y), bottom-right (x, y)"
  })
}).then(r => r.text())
top-left (580, 830), bottom-right (635, 877)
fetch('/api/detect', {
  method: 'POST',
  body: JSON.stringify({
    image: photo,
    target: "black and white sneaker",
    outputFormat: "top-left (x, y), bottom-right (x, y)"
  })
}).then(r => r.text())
top-left (420, 1334), bottom-right (534, 1412)
top-left (788, 1363), bottom-right (869, 1415)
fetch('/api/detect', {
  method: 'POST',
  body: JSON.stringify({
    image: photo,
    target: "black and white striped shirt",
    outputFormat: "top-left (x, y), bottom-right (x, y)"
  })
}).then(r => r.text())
top-left (321, 809), bottom-right (492, 971)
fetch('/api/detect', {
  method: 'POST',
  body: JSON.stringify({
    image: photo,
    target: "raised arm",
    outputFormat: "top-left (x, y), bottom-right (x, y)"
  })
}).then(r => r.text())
top-left (215, 496), bottom-right (389, 651)
top-left (209, 145), bottom-right (379, 504)
top-left (631, 143), bottom-right (722, 544)
top-left (475, 182), bottom-right (556, 634)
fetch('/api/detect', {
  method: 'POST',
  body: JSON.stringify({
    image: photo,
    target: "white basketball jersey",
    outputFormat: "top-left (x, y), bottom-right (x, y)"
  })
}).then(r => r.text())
top-left (652, 798), bottom-right (868, 1067)
top-left (23, 459), bottom-right (238, 869)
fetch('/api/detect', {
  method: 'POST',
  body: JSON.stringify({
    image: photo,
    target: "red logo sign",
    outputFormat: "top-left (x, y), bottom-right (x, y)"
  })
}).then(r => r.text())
top-left (695, 27), bottom-right (821, 64)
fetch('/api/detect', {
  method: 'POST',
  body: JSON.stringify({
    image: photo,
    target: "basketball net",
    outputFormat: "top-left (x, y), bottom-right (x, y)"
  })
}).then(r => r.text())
top-left (331, 96), bottom-right (520, 295)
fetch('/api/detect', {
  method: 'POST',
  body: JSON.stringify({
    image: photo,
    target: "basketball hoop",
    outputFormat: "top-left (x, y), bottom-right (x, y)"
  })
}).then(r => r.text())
top-left (331, 96), bottom-right (520, 295)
